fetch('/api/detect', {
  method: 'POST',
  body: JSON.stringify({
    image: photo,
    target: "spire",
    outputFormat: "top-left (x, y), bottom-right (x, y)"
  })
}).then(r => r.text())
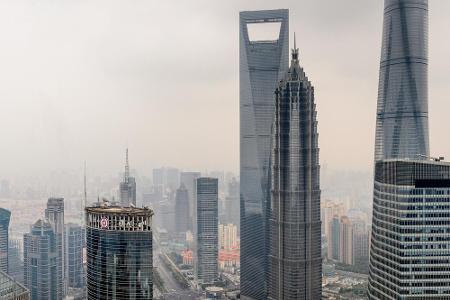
top-left (124, 148), bottom-right (130, 183)
top-left (292, 32), bottom-right (299, 60)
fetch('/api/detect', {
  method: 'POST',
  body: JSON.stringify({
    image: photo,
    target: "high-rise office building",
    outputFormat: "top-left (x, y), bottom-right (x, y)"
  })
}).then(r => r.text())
top-left (339, 216), bottom-right (353, 266)
top-left (85, 206), bottom-right (153, 299)
top-left (374, 0), bottom-right (429, 161)
top-left (0, 270), bottom-right (30, 300)
top-left (120, 149), bottom-right (137, 206)
top-left (180, 171), bottom-right (201, 231)
top-left (239, 9), bottom-right (289, 299)
top-left (8, 239), bottom-right (23, 284)
top-left (368, 159), bottom-right (450, 299)
top-left (45, 197), bottom-right (65, 298)
top-left (175, 184), bottom-right (190, 234)
top-left (195, 177), bottom-right (218, 285)
top-left (65, 223), bottom-right (84, 288)
top-left (268, 43), bottom-right (321, 300)
top-left (0, 208), bottom-right (10, 273)
top-left (23, 219), bottom-right (60, 300)
top-left (328, 216), bottom-right (340, 261)
top-left (351, 218), bottom-right (369, 271)
top-left (219, 223), bottom-right (238, 250)
top-left (224, 178), bottom-right (239, 228)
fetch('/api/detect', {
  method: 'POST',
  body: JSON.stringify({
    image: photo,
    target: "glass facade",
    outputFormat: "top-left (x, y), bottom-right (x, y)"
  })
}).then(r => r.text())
top-left (0, 270), bottom-right (30, 300)
top-left (374, 0), bottom-right (429, 161)
top-left (65, 223), bottom-right (84, 288)
top-left (195, 177), bottom-right (218, 285)
top-left (85, 206), bottom-right (153, 300)
top-left (369, 160), bottom-right (450, 299)
top-left (268, 48), bottom-right (321, 300)
top-left (45, 198), bottom-right (65, 299)
top-left (0, 209), bottom-right (10, 273)
top-left (23, 220), bottom-right (59, 300)
top-left (239, 9), bottom-right (289, 300)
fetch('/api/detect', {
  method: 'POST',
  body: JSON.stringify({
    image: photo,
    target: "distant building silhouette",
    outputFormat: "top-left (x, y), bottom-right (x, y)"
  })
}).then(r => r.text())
top-left (175, 184), bottom-right (190, 234)
top-left (180, 171), bottom-right (201, 231)
top-left (120, 149), bottom-right (136, 206)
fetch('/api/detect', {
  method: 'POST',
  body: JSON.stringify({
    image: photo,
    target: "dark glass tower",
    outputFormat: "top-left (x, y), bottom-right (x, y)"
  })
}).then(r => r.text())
top-left (85, 206), bottom-right (153, 300)
top-left (45, 197), bottom-right (65, 298)
top-left (23, 219), bottom-right (59, 300)
top-left (268, 44), bottom-right (321, 300)
top-left (374, 0), bottom-right (429, 161)
top-left (175, 183), bottom-right (190, 234)
top-left (65, 223), bottom-right (84, 288)
top-left (195, 177), bottom-right (218, 285)
top-left (0, 208), bottom-right (10, 273)
top-left (368, 160), bottom-right (450, 299)
top-left (239, 9), bottom-right (289, 299)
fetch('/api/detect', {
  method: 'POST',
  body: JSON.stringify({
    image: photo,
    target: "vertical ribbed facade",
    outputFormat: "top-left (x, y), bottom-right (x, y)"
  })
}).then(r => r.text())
top-left (368, 160), bottom-right (450, 299)
top-left (45, 198), bottom-right (65, 299)
top-left (23, 220), bottom-right (59, 300)
top-left (195, 177), bottom-right (218, 285)
top-left (85, 206), bottom-right (153, 300)
top-left (0, 209), bottom-right (10, 274)
top-left (65, 223), bottom-right (84, 288)
top-left (239, 9), bottom-right (289, 299)
top-left (268, 48), bottom-right (321, 300)
top-left (374, 0), bottom-right (429, 161)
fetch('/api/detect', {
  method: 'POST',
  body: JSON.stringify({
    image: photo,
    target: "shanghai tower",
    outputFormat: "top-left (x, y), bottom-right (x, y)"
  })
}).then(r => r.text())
top-left (240, 9), bottom-right (289, 300)
top-left (374, 0), bottom-right (429, 161)
top-left (268, 41), bottom-right (321, 300)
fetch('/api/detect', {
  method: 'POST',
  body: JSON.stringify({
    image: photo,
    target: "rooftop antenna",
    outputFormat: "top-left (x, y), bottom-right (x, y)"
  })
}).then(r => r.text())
top-left (124, 148), bottom-right (130, 184)
top-left (292, 32), bottom-right (299, 60)
top-left (82, 161), bottom-right (87, 225)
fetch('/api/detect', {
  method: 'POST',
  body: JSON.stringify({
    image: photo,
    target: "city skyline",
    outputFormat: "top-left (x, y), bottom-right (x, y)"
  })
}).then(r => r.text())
top-left (1, 1), bottom-right (450, 179)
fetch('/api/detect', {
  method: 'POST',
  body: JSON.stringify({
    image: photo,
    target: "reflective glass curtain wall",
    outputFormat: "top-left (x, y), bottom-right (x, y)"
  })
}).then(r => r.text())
top-left (239, 9), bottom-right (288, 300)
top-left (368, 160), bottom-right (450, 299)
top-left (374, 0), bottom-right (429, 161)
top-left (268, 48), bottom-right (321, 300)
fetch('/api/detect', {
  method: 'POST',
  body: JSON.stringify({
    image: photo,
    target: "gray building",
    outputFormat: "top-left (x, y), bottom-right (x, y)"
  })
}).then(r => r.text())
top-left (368, 159), bottom-right (450, 299)
top-left (239, 9), bottom-right (289, 300)
top-left (180, 171), bottom-right (201, 231)
top-left (0, 270), bottom-right (30, 300)
top-left (195, 177), bottom-right (218, 285)
top-left (23, 219), bottom-right (60, 300)
top-left (0, 208), bottom-right (11, 273)
top-left (268, 44), bottom-right (321, 299)
top-left (8, 239), bottom-right (23, 284)
top-left (374, 0), bottom-right (429, 161)
top-left (120, 149), bottom-right (136, 207)
top-left (45, 198), bottom-right (65, 299)
top-left (65, 223), bottom-right (84, 289)
top-left (175, 183), bottom-right (190, 234)
top-left (224, 178), bottom-right (239, 229)
top-left (85, 206), bottom-right (153, 299)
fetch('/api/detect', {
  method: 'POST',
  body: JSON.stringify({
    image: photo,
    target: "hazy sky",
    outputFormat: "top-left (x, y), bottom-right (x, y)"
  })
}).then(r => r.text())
top-left (0, 0), bottom-right (449, 178)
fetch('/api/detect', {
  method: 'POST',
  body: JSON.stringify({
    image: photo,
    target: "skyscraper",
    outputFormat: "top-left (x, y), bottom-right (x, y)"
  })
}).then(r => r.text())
top-left (85, 205), bottom-right (153, 299)
top-left (239, 9), bottom-right (289, 299)
top-left (268, 42), bottom-right (321, 300)
top-left (23, 219), bottom-right (60, 300)
top-left (339, 216), bottom-right (353, 266)
top-left (368, 159), bottom-right (450, 299)
top-left (45, 197), bottom-right (65, 298)
top-left (374, 0), bottom-right (429, 161)
top-left (195, 177), bottom-right (218, 285)
top-left (0, 208), bottom-right (10, 273)
top-left (120, 149), bottom-right (137, 206)
top-left (180, 171), bottom-right (201, 231)
top-left (224, 178), bottom-right (239, 228)
top-left (65, 223), bottom-right (84, 288)
top-left (175, 183), bottom-right (190, 234)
